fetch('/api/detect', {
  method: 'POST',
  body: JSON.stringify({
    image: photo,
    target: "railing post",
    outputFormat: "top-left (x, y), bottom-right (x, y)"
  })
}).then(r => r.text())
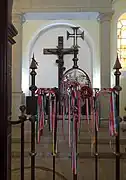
top-left (29, 54), bottom-right (38, 180)
top-left (52, 88), bottom-right (58, 180)
top-left (19, 105), bottom-right (26, 180)
top-left (94, 89), bottom-right (98, 180)
top-left (113, 55), bottom-right (122, 180)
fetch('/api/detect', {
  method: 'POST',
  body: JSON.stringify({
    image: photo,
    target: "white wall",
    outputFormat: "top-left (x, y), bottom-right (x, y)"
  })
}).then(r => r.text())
top-left (31, 25), bottom-right (92, 88)
top-left (13, 0), bottom-right (112, 13)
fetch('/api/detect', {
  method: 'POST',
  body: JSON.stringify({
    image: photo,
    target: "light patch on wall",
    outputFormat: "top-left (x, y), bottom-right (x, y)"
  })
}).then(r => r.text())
top-left (117, 13), bottom-right (126, 70)
top-left (93, 72), bottom-right (100, 88)
top-left (22, 70), bottom-right (29, 94)
top-left (121, 70), bottom-right (126, 78)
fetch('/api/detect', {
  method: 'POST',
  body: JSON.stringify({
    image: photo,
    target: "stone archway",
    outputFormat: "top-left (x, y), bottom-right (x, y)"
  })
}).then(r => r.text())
top-left (22, 20), bottom-right (96, 95)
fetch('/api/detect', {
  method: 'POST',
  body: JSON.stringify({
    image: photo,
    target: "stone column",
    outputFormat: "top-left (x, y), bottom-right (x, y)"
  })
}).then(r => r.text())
top-left (12, 13), bottom-right (24, 121)
top-left (98, 12), bottom-right (113, 88)
top-left (97, 12), bottom-right (113, 119)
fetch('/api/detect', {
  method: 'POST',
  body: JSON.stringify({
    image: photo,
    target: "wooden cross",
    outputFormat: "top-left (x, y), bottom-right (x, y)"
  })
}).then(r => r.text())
top-left (43, 36), bottom-right (74, 89)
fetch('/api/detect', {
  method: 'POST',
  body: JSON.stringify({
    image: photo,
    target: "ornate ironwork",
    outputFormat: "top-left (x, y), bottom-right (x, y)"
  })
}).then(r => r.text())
top-left (29, 54), bottom-right (38, 180)
top-left (10, 105), bottom-right (27, 180)
top-left (62, 68), bottom-right (91, 86)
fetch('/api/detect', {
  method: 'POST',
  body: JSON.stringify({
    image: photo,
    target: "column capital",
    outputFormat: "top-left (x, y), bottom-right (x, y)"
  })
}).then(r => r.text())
top-left (97, 11), bottom-right (114, 23)
top-left (12, 12), bottom-right (26, 25)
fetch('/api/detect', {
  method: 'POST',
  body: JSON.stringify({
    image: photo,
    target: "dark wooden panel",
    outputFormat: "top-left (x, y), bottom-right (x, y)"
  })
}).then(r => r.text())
top-left (0, 1), bottom-right (9, 179)
top-left (7, 24), bottom-right (18, 180)
top-left (0, 0), bottom-right (17, 179)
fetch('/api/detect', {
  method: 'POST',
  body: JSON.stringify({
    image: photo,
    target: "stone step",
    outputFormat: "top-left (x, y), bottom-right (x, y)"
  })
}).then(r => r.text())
top-left (12, 118), bottom-right (110, 133)
top-left (12, 119), bottom-right (125, 133)
top-left (12, 136), bottom-right (126, 144)
top-left (12, 138), bottom-right (126, 155)
top-left (11, 157), bottom-right (126, 180)
top-left (11, 150), bottom-right (126, 160)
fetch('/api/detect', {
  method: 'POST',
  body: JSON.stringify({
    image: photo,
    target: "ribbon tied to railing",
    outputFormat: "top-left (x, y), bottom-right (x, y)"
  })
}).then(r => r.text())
top-left (35, 88), bottom-right (57, 155)
top-left (94, 88), bottom-right (118, 136)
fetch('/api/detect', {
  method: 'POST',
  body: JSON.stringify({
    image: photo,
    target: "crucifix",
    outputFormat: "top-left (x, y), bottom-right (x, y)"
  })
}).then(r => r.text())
top-left (43, 36), bottom-right (74, 113)
top-left (43, 36), bottom-right (74, 88)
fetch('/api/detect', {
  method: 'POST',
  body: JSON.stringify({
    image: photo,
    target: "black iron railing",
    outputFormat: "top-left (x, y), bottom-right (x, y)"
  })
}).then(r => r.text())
top-left (10, 28), bottom-right (124, 180)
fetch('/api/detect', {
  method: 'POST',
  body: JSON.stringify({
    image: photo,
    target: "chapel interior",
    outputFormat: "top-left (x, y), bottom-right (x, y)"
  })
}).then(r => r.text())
top-left (1, 0), bottom-right (126, 180)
